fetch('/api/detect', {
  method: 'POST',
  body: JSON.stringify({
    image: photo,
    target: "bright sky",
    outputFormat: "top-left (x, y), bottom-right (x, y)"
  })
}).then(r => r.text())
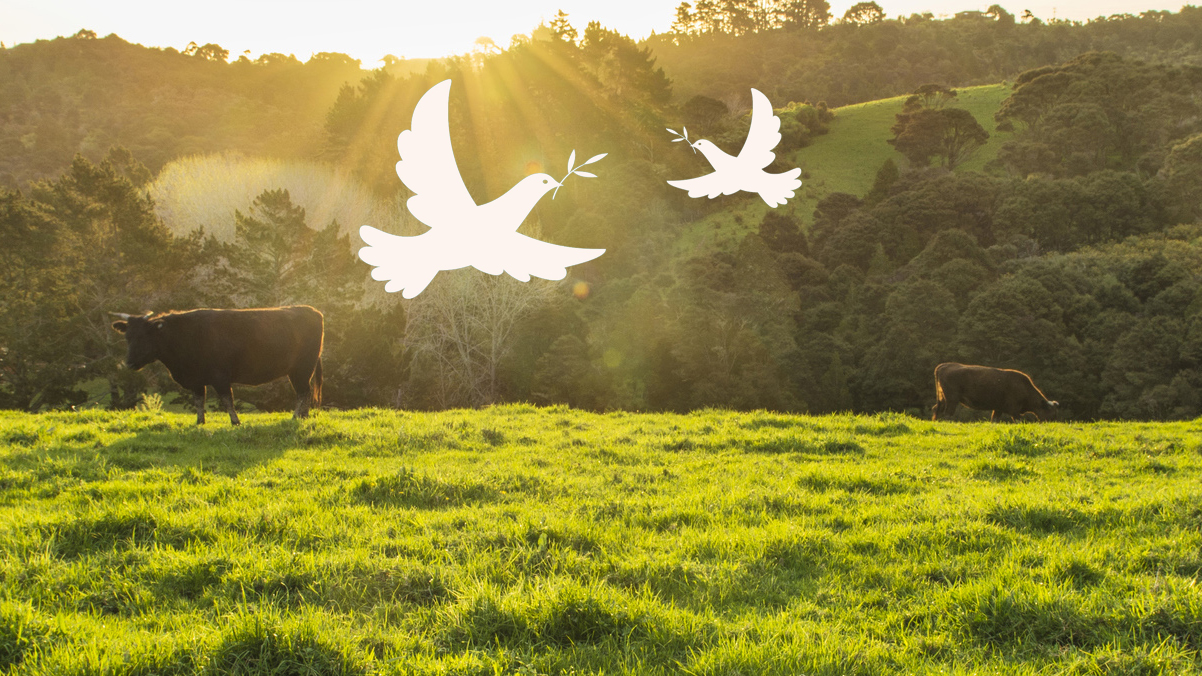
top-left (1, 0), bottom-right (1189, 65)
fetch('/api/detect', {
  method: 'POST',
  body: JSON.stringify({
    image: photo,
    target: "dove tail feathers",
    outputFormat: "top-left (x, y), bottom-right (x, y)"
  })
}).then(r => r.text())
top-left (758, 168), bottom-right (803, 208)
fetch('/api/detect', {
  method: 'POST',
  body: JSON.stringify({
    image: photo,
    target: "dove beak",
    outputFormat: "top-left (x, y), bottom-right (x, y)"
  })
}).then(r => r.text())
top-left (551, 179), bottom-right (565, 199)
top-left (689, 141), bottom-right (699, 154)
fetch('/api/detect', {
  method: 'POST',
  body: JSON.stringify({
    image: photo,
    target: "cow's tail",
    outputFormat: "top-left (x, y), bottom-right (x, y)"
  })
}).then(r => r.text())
top-left (312, 358), bottom-right (323, 410)
top-left (932, 365), bottom-right (946, 420)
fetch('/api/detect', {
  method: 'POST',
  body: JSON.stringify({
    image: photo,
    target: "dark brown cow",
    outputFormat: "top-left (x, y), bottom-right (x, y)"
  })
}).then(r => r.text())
top-left (111, 306), bottom-right (323, 425)
top-left (932, 362), bottom-right (1058, 422)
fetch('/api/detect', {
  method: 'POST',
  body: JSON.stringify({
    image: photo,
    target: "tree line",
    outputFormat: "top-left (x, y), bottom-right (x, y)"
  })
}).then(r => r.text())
top-left (650, 4), bottom-right (1202, 108)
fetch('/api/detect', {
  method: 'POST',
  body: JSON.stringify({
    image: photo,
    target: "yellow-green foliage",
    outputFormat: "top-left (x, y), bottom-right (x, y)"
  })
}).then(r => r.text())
top-left (146, 153), bottom-right (405, 244)
top-left (1, 407), bottom-right (1200, 674)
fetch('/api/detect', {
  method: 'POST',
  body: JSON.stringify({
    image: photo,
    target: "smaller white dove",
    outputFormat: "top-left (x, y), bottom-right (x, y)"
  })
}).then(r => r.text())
top-left (358, 79), bottom-right (606, 299)
top-left (667, 88), bottom-right (803, 208)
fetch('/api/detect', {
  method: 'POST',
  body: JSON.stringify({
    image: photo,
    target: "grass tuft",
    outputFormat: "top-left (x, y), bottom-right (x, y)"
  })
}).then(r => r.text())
top-left (351, 467), bottom-right (496, 508)
top-left (978, 428), bottom-right (1069, 457)
top-left (0, 601), bottom-right (51, 669)
top-left (208, 613), bottom-right (371, 675)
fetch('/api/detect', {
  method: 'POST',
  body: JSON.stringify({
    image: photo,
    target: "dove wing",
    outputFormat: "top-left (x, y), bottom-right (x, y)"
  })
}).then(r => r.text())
top-left (395, 79), bottom-right (477, 228)
top-left (488, 234), bottom-right (604, 282)
top-left (358, 225), bottom-right (442, 298)
top-left (666, 173), bottom-right (739, 199)
top-left (736, 88), bottom-right (783, 170)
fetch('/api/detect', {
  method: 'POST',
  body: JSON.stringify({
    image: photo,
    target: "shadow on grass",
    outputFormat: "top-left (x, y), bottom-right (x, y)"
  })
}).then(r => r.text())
top-left (3, 418), bottom-right (306, 487)
top-left (97, 419), bottom-right (302, 477)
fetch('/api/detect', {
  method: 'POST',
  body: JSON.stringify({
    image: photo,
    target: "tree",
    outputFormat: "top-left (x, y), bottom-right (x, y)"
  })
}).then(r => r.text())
top-left (903, 84), bottom-right (957, 111)
top-left (221, 188), bottom-right (368, 409)
top-left (580, 22), bottom-right (672, 104)
top-left (864, 158), bottom-right (899, 205)
top-left (858, 279), bottom-right (958, 410)
top-left (473, 37), bottom-right (501, 54)
top-left (549, 10), bottom-right (579, 43)
top-left (1159, 133), bottom-right (1202, 221)
top-left (889, 107), bottom-right (989, 169)
top-left (1101, 317), bottom-right (1192, 419)
top-left (183, 42), bottom-right (229, 62)
top-left (693, 0), bottom-right (723, 33)
top-left (842, 1), bottom-right (885, 25)
top-left (995, 52), bottom-right (1202, 176)
top-left (957, 275), bottom-right (1070, 372)
top-left (985, 4), bottom-right (1016, 26)
top-left (24, 152), bottom-right (196, 409)
top-left (682, 95), bottom-right (730, 131)
top-left (307, 52), bottom-right (361, 69)
top-left (667, 237), bottom-right (800, 410)
top-left (759, 211), bottom-right (808, 254)
top-left (672, 3), bottom-right (696, 35)
top-left (405, 273), bottom-right (558, 408)
top-left (0, 190), bottom-right (86, 411)
top-left (779, 0), bottom-right (832, 29)
top-left (531, 334), bottom-right (597, 408)
top-left (226, 189), bottom-right (316, 307)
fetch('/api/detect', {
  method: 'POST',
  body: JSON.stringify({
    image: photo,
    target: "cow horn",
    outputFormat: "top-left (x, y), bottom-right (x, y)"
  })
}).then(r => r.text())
top-left (109, 312), bottom-right (134, 320)
top-left (1050, 401), bottom-right (1060, 407)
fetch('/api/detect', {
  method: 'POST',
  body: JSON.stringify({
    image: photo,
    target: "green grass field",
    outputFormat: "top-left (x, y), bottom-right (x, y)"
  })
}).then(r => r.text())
top-left (2, 407), bottom-right (1200, 674)
top-left (797, 83), bottom-right (1016, 200)
top-left (677, 83), bottom-right (1016, 253)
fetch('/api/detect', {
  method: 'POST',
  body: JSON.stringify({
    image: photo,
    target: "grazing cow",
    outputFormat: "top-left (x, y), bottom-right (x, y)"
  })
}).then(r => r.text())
top-left (110, 306), bottom-right (323, 425)
top-left (932, 362), bottom-right (1058, 422)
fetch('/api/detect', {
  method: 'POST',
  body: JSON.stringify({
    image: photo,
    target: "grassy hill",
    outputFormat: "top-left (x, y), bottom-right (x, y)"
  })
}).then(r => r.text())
top-left (678, 84), bottom-right (1015, 253)
top-left (2, 407), bottom-right (1200, 674)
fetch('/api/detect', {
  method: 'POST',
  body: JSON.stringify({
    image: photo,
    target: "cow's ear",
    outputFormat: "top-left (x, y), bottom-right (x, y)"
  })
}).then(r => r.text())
top-left (112, 321), bottom-right (128, 333)
top-left (151, 320), bottom-right (166, 330)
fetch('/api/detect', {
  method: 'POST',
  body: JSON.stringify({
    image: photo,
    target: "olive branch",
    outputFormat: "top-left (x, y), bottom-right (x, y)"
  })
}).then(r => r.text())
top-left (554, 150), bottom-right (607, 199)
top-left (667, 127), bottom-right (696, 153)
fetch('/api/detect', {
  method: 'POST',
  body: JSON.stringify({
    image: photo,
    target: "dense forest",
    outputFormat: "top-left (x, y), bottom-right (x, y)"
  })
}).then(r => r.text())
top-left (652, 3), bottom-right (1202, 105)
top-left (1, 7), bottom-right (1201, 420)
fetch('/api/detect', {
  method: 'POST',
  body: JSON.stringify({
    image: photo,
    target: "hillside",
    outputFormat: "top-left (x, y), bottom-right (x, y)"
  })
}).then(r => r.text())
top-left (1, 408), bottom-right (1200, 673)
top-left (0, 33), bottom-right (367, 187)
top-left (678, 83), bottom-right (1014, 251)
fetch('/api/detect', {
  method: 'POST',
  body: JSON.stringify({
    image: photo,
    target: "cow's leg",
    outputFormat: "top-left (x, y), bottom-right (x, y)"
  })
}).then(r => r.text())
top-left (215, 383), bottom-right (240, 426)
top-left (193, 388), bottom-right (206, 425)
top-left (933, 398), bottom-right (951, 420)
top-left (934, 395), bottom-right (956, 421)
top-left (288, 369), bottom-right (313, 419)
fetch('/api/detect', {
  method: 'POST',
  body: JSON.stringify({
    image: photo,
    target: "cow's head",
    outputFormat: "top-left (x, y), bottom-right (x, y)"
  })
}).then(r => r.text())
top-left (110, 312), bottom-right (164, 370)
top-left (1038, 400), bottom-right (1060, 421)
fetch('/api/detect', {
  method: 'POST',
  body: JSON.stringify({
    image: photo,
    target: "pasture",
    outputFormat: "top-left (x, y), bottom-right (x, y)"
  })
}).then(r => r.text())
top-left (1, 407), bottom-right (1200, 675)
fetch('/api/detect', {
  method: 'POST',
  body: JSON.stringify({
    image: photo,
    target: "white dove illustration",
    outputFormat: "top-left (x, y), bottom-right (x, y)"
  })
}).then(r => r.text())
top-left (667, 88), bottom-right (802, 208)
top-left (358, 79), bottom-right (606, 299)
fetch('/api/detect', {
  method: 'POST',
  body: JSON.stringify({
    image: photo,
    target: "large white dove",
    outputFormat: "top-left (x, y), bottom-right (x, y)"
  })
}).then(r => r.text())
top-left (667, 88), bottom-right (802, 208)
top-left (358, 79), bottom-right (606, 299)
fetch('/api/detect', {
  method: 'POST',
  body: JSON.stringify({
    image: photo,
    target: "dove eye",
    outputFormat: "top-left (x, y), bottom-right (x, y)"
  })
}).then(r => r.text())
top-left (542, 179), bottom-right (549, 184)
